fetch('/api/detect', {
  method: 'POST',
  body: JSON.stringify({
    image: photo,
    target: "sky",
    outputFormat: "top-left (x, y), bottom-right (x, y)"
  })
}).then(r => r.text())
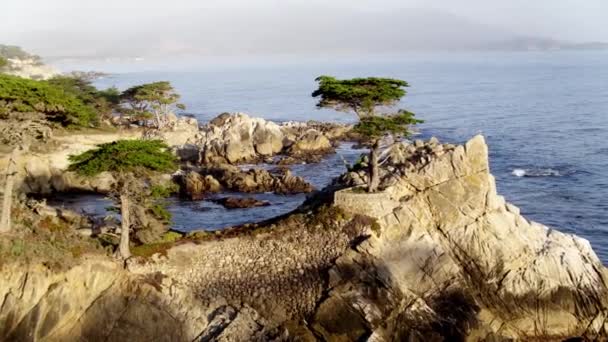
top-left (1, 0), bottom-right (607, 58)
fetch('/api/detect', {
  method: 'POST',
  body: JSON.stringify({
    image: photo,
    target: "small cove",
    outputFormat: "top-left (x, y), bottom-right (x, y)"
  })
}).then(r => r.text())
top-left (45, 142), bottom-right (364, 231)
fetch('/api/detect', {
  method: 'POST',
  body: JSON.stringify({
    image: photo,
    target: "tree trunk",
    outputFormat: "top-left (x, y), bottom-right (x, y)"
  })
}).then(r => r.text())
top-left (119, 193), bottom-right (131, 259)
top-left (155, 110), bottom-right (163, 129)
top-left (368, 140), bottom-right (380, 193)
top-left (0, 148), bottom-right (18, 233)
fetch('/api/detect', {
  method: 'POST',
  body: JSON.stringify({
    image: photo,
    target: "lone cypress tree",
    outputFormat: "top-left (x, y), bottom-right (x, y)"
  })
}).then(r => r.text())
top-left (68, 140), bottom-right (177, 258)
top-left (120, 82), bottom-right (185, 128)
top-left (312, 76), bottom-right (422, 192)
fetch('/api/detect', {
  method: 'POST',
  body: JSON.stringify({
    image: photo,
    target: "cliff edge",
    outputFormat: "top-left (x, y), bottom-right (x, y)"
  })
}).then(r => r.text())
top-left (1, 135), bottom-right (606, 341)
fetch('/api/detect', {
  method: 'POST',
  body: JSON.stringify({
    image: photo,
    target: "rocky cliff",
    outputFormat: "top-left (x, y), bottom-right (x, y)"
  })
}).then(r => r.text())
top-left (1, 135), bottom-right (607, 341)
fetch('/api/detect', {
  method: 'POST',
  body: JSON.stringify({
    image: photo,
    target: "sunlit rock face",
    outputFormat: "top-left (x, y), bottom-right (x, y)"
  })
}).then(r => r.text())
top-left (195, 112), bottom-right (349, 164)
top-left (1, 135), bottom-right (606, 341)
top-left (325, 135), bottom-right (608, 341)
top-left (198, 112), bottom-right (285, 164)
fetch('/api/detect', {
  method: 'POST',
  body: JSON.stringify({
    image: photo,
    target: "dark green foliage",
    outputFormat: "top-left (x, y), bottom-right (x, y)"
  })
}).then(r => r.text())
top-left (312, 76), bottom-right (408, 117)
top-left (312, 75), bottom-right (421, 192)
top-left (353, 110), bottom-right (423, 140)
top-left (120, 81), bottom-right (184, 124)
top-left (48, 75), bottom-right (119, 119)
top-left (150, 203), bottom-right (172, 222)
top-left (0, 74), bottom-right (97, 127)
top-left (68, 140), bottom-right (177, 176)
top-left (0, 56), bottom-right (7, 69)
top-left (150, 183), bottom-right (179, 199)
top-left (149, 183), bottom-right (179, 223)
top-left (121, 81), bottom-right (179, 105)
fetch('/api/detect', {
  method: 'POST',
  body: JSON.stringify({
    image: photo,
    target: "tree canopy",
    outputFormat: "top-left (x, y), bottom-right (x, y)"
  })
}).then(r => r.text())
top-left (48, 75), bottom-right (120, 119)
top-left (68, 140), bottom-right (177, 177)
top-left (353, 109), bottom-right (423, 141)
top-left (312, 76), bottom-right (408, 117)
top-left (312, 75), bottom-right (420, 192)
top-left (0, 57), bottom-right (7, 69)
top-left (120, 81), bottom-right (185, 125)
top-left (0, 73), bottom-right (98, 127)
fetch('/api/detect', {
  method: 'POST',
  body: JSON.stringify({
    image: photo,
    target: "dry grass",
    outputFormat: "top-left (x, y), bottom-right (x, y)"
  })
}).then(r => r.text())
top-left (0, 203), bottom-right (110, 271)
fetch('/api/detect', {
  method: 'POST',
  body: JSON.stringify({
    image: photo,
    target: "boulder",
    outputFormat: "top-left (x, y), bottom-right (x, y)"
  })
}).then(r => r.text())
top-left (289, 129), bottom-right (333, 154)
top-left (211, 197), bottom-right (271, 209)
top-left (199, 113), bottom-right (284, 164)
top-left (198, 164), bottom-right (314, 194)
top-left (160, 116), bottom-right (201, 147)
top-left (182, 171), bottom-right (221, 200)
top-left (280, 121), bottom-right (352, 141)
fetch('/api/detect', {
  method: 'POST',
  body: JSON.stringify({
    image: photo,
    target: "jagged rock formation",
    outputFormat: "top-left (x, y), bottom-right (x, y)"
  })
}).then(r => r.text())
top-left (211, 196), bottom-right (271, 209)
top-left (179, 164), bottom-right (314, 200)
top-left (1, 135), bottom-right (607, 341)
top-left (191, 113), bottom-right (350, 164)
top-left (328, 135), bottom-right (608, 340)
top-left (197, 113), bottom-right (285, 164)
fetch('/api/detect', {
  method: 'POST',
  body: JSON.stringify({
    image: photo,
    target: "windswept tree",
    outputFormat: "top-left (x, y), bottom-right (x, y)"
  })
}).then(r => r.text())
top-left (48, 75), bottom-right (120, 121)
top-left (312, 76), bottom-right (422, 192)
top-left (68, 140), bottom-right (177, 258)
top-left (120, 82), bottom-right (185, 128)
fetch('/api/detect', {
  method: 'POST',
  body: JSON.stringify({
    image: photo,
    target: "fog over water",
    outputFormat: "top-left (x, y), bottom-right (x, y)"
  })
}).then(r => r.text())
top-left (2, 0), bottom-right (607, 59)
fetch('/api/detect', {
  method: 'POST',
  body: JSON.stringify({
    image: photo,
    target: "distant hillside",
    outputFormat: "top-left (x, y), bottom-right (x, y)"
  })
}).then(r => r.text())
top-left (0, 44), bottom-right (58, 80)
top-left (9, 7), bottom-right (516, 58)
top-left (478, 37), bottom-right (608, 51)
top-left (9, 6), bottom-right (607, 60)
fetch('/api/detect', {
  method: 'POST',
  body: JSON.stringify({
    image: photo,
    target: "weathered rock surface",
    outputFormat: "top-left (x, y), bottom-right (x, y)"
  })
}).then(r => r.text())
top-left (328, 135), bottom-right (608, 340)
top-left (211, 196), bottom-right (271, 209)
top-left (198, 113), bottom-right (285, 164)
top-left (195, 113), bottom-right (351, 164)
top-left (280, 120), bottom-right (352, 142)
top-left (2, 135), bottom-right (607, 341)
top-left (159, 114), bottom-right (201, 146)
top-left (179, 164), bottom-right (314, 199)
top-left (280, 128), bottom-right (335, 165)
top-left (181, 171), bottom-right (222, 200)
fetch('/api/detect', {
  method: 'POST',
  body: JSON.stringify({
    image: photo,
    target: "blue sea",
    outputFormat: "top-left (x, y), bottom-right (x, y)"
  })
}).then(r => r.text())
top-left (53, 51), bottom-right (608, 262)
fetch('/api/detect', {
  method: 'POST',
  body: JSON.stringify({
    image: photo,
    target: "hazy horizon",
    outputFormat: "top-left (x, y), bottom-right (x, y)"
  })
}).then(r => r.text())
top-left (2, 0), bottom-right (607, 59)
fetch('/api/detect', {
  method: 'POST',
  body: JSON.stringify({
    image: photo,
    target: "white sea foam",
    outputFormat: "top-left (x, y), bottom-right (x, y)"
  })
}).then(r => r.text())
top-left (512, 169), bottom-right (526, 177)
top-left (512, 168), bottom-right (564, 177)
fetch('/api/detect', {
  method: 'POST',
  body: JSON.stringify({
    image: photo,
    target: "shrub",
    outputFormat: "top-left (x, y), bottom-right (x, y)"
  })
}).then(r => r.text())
top-left (0, 74), bottom-right (98, 127)
top-left (68, 139), bottom-right (177, 176)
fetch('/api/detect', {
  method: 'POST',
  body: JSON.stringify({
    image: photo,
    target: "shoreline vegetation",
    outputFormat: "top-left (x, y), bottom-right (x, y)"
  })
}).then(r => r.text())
top-left (1, 46), bottom-right (608, 341)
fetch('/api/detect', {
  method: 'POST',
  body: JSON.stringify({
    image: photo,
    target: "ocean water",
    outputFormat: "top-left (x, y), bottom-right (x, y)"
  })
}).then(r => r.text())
top-left (53, 51), bottom-right (608, 262)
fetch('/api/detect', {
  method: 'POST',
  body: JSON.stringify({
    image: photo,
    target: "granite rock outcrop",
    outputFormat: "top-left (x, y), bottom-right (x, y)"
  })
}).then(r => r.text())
top-left (2, 135), bottom-right (607, 341)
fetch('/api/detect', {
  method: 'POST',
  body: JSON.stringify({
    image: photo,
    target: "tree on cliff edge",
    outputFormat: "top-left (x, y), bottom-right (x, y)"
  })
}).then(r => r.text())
top-left (120, 82), bottom-right (185, 129)
top-left (312, 76), bottom-right (422, 192)
top-left (68, 140), bottom-right (177, 259)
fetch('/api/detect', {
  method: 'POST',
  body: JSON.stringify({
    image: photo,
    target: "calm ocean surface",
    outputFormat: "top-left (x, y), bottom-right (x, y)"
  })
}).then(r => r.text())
top-left (55, 51), bottom-right (608, 262)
